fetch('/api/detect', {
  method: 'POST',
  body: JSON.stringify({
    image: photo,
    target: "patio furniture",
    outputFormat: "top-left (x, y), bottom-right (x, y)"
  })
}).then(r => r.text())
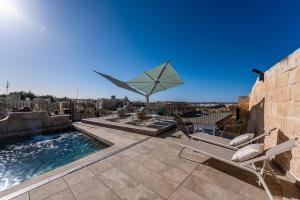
top-left (194, 124), bottom-right (218, 135)
top-left (111, 106), bottom-right (128, 121)
top-left (136, 107), bottom-right (148, 125)
top-left (111, 110), bottom-right (118, 120)
top-left (137, 112), bottom-right (147, 120)
top-left (178, 138), bottom-right (297, 200)
top-left (146, 114), bottom-right (161, 123)
top-left (117, 108), bottom-right (127, 123)
top-left (190, 128), bottom-right (277, 150)
top-left (174, 115), bottom-right (193, 136)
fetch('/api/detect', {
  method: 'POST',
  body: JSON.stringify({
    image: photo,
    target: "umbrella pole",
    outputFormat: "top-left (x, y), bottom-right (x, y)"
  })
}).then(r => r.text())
top-left (145, 95), bottom-right (149, 110)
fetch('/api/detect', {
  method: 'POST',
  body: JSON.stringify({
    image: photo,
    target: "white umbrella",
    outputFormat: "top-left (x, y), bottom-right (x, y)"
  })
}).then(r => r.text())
top-left (94, 60), bottom-right (184, 106)
top-left (127, 61), bottom-right (184, 105)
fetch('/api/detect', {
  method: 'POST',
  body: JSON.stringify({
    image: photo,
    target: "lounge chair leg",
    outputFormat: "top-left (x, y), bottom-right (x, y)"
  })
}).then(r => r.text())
top-left (178, 147), bottom-right (185, 158)
top-left (258, 160), bottom-right (267, 186)
top-left (251, 163), bottom-right (258, 170)
top-left (174, 127), bottom-right (181, 137)
top-left (256, 172), bottom-right (274, 200)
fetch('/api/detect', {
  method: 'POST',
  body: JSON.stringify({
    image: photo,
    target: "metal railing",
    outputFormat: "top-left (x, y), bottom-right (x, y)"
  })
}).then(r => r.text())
top-left (184, 112), bottom-right (232, 125)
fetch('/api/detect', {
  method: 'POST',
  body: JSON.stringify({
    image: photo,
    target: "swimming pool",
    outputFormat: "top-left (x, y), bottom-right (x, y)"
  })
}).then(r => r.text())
top-left (0, 130), bottom-right (108, 191)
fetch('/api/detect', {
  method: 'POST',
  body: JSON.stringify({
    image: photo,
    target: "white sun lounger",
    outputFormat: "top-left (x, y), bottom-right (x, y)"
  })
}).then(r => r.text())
top-left (178, 138), bottom-right (297, 200)
top-left (190, 128), bottom-right (277, 150)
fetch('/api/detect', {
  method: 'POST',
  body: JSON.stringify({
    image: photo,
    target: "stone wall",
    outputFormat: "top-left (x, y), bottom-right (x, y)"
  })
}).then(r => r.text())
top-left (0, 112), bottom-right (71, 138)
top-left (238, 96), bottom-right (249, 123)
top-left (247, 48), bottom-right (300, 182)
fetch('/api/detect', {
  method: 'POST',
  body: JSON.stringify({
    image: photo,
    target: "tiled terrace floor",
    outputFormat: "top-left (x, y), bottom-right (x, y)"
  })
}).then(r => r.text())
top-left (11, 131), bottom-right (300, 200)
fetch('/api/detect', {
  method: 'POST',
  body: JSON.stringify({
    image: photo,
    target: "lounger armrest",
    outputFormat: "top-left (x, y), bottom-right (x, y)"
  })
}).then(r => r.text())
top-left (236, 133), bottom-right (268, 148)
top-left (240, 154), bottom-right (269, 166)
top-left (267, 128), bottom-right (278, 135)
top-left (240, 138), bottom-right (297, 166)
top-left (236, 128), bottom-right (278, 148)
top-left (191, 135), bottom-right (238, 150)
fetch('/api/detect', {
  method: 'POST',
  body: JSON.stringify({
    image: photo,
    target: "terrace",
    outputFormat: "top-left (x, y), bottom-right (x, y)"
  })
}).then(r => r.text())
top-left (1, 49), bottom-right (300, 200)
top-left (1, 0), bottom-right (300, 199)
top-left (3, 123), bottom-right (299, 200)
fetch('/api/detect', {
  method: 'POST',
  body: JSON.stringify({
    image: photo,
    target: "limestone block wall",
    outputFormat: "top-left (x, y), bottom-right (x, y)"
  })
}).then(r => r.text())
top-left (248, 48), bottom-right (300, 181)
top-left (238, 96), bottom-right (249, 123)
top-left (0, 112), bottom-right (71, 138)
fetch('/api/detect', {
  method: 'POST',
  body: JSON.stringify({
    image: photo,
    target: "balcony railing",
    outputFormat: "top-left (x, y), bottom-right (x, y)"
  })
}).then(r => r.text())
top-left (183, 112), bottom-right (232, 125)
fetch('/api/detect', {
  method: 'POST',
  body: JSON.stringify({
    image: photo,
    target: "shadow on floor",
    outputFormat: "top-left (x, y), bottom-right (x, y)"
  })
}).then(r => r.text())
top-left (201, 158), bottom-right (300, 200)
top-left (157, 130), bottom-right (300, 199)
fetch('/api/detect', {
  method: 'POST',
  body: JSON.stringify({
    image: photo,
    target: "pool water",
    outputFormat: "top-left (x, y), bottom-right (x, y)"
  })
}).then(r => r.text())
top-left (0, 130), bottom-right (107, 191)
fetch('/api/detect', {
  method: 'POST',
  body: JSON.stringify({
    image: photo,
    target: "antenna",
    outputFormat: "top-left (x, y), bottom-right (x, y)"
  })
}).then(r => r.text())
top-left (5, 81), bottom-right (10, 95)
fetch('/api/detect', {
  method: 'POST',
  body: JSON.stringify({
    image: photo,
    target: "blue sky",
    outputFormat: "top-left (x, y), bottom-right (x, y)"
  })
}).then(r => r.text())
top-left (1, 0), bottom-right (300, 102)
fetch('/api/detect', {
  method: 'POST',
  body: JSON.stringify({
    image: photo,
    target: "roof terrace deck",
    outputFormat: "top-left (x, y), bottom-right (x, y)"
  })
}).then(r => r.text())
top-left (4, 124), bottom-right (299, 200)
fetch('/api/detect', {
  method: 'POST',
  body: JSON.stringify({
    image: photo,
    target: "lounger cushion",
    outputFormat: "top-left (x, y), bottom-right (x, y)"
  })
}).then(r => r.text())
top-left (231, 144), bottom-right (264, 162)
top-left (229, 133), bottom-right (254, 146)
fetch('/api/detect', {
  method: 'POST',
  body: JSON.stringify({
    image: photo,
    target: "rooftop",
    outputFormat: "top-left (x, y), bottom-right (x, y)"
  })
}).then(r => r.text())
top-left (5, 123), bottom-right (300, 200)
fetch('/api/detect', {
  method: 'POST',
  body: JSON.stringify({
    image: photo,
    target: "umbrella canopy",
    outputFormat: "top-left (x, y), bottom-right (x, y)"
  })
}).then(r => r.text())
top-left (93, 61), bottom-right (183, 105)
top-left (127, 61), bottom-right (184, 97)
top-left (93, 70), bottom-right (145, 96)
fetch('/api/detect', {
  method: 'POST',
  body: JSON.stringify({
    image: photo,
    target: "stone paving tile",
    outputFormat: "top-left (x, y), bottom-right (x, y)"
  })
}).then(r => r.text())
top-left (88, 159), bottom-right (114, 175)
top-left (119, 160), bottom-right (178, 199)
top-left (147, 148), bottom-right (198, 174)
top-left (63, 167), bottom-right (95, 187)
top-left (183, 170), bottom-right (255, 200)
top-left (69, 177), bottom-right (120, 200)
top-left (119, 148), bottom-right (142, 159)
top-left (11, 192), bottom-right (30, 200)
top-left (98, 167), bottom-right (163, 200)
top-left (146, 147), bottom-right (180, 163)
top-left (168, 186), bottom-right (207, 200)
top-left (193, 164), bottom-right (269, 200)
top-left (142, 139), bottom-right (166, 149)
top-left (167, 157), bottom-right (198, 174)
top-left (106, 149), bottom-right (141, 166)
top-left (135, 154), bottom-right (190, 184)
top-left (163, 142), bottom-right (183, 151)
top-left (135, 154), bottom-right (169, 173)
top-left (162, 166), bottom-right (190, 184)
top-left (129, 142), bottom-right (155, 154)
top-left (147, 137), bottom-right (169, 145)
top-left (45, 189), bottom-right (75, 200)
top-left (29, 178), bottom-right (68, 200)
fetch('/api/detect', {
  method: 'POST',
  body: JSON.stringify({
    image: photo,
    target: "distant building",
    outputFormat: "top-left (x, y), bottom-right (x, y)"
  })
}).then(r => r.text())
top-left (0, 97), bottom-right (7, 112)
top-left (96, 96), bottom-right (129, 110)
top-left (32, 98), bottom-right (51, 111)
top-left (75, 99), bottom-right (96, 113)
top-left (59, 101), bottom-right (71, 114)
top-left (6, 94), bottom-right (32, 111)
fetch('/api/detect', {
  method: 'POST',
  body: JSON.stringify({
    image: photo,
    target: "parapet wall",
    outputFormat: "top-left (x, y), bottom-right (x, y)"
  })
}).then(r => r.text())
top-left (0, 112), bottom-right (71, 138)
top-left (248, 48), bottom-right (300, 181)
